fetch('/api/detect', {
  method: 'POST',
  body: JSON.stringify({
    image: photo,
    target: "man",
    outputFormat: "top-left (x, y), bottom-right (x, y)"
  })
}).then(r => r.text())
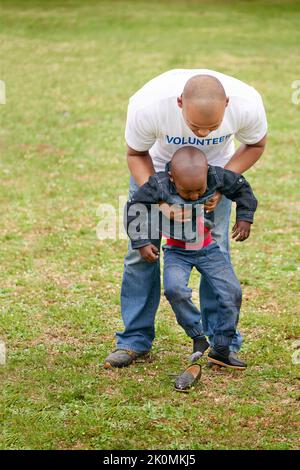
top-left (104, 69), bottom-right (267, 368)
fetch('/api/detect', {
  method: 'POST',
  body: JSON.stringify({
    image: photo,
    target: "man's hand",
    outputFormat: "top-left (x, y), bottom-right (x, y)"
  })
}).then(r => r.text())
top-left (139, 244), bottom-right (160, 262)
top-left (232, 221), bottom-right (251, 242)
top-left (159, 201), bottom-right (192, 222)
top-left (204, 191), bottom-right (222, 213)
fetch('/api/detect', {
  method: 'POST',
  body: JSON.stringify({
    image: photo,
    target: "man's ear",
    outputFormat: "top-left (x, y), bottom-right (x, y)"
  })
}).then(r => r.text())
top-left (168, 171), bottom-right (174, 182)
top-left (225, 97), bottom-right (229, 107)
top-left (177, 95), bottom-right (183, 108)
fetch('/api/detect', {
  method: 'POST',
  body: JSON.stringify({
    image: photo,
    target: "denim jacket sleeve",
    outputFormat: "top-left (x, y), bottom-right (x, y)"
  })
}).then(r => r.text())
top-left (215, 167), bottom-right (258, 223)
top-left (130, 174), bottom-right (163, 203)
top-left (125, 174), bottom-right (163, 249)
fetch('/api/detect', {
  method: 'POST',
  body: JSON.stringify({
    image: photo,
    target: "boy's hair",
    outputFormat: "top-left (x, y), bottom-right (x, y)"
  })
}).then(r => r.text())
top-left (170, 146), bottom-right (208, 176)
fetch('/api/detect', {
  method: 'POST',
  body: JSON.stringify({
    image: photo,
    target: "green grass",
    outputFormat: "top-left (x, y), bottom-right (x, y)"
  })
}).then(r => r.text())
top-left (0, 0), bottom-right (300, 450)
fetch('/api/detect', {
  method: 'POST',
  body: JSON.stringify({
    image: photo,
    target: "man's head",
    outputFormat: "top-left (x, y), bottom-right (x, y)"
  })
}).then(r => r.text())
top-left (177, 74), bottom-right (229, 138)
top-left (169, 146), bottom-right (208, 201)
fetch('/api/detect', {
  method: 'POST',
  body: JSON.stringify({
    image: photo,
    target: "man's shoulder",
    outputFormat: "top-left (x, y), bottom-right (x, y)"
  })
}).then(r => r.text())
top-left (128, 69), bottom-right (198, 111)
top-left (127, 97), bottom-right (175, 118)
top-left (128, 72), bottom-right (178, 109)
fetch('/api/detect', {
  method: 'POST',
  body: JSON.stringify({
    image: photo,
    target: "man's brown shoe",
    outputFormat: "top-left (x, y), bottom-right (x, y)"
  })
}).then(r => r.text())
top-left (103, 349), bottom-right (150, 369)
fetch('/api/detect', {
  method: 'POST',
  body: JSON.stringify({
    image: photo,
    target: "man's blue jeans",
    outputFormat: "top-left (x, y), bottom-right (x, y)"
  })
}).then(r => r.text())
top-left (163, 243), bottom-right (242, 347)
top-left (116, 177), bottom-right (243, 353)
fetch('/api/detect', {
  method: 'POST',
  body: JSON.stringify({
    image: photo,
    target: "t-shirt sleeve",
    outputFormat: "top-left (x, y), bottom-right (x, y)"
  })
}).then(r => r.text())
top-left (235, 90), bottom-right (268, 145)
top-left (125, 104), bottom-right (157, 152)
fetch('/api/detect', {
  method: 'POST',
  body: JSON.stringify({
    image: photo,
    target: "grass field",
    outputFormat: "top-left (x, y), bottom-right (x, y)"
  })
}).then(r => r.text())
top-left (0, 0), bottom-right (300, 450)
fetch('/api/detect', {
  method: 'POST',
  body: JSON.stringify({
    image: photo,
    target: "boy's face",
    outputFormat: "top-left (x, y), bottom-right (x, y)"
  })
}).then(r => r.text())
top-left (169, 171), bottom-right (207, 201)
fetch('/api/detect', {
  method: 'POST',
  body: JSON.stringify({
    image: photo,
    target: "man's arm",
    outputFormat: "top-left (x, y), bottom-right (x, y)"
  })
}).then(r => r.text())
top-left (224, 134), bottom-right (267, 174)
top-left (126, 145), bottom-right (155, 186)
top-left (205, 134), bottom-right (267, 212)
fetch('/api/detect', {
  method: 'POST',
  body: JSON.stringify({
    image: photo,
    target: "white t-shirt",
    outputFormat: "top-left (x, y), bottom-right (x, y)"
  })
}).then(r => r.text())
top-left (125, 69), bottom-right (268, 172)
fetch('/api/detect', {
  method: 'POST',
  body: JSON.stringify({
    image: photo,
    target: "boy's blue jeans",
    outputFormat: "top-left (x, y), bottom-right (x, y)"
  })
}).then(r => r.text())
top-left (116, 177), bottom-right (243, 353)
top-left (163, 243), bottom-right (242, 347)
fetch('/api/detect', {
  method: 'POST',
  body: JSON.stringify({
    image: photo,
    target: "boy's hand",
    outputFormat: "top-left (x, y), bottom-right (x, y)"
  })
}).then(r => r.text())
top-left (139, 244), bottom-right (160, 262)
top-left (232, 220), bottom-right (251, 242)
top-left (204, 191), bottom-right (222, 213)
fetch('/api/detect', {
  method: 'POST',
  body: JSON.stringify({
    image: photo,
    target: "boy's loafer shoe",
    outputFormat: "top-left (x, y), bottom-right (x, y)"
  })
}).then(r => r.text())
top-left (174, 364), bottom-right (202, 392)
top-left (208, 349), bottom-right (247, 370)
top-left (104, 349), bottom-right (149, 369)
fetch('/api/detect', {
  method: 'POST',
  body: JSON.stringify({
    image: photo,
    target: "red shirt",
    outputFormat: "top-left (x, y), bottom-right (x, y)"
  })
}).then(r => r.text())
top-left (165, 215), bottom-right (212, 250)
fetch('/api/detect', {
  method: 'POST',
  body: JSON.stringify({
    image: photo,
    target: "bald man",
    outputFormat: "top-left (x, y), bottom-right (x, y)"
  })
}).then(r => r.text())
top-left (104, 69), bottom-right (267, 368)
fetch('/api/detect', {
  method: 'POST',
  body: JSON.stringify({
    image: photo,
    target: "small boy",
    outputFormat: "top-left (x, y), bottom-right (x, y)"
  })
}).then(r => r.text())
top-left (125, 146), bottom-right (257, 369)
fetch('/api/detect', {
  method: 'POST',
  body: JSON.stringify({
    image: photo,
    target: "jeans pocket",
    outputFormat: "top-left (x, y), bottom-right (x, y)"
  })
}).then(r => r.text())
top-left (201, 241), bottom-right (218, 256)
top-left (203, 243), bottom-right (229, 268)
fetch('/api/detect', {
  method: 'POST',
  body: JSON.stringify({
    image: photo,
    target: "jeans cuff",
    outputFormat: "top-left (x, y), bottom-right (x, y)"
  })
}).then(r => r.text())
top-left (115, 343), bottom-right (151, 354)
top-left (184, 326), bottom-right (205, 339)
top-left (213, 335), bottom-right (232, 347)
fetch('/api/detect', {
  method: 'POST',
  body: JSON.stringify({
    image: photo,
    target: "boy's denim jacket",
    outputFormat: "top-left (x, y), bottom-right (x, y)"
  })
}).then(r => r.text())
top-left (126, 163), bottom-right (258, 249)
